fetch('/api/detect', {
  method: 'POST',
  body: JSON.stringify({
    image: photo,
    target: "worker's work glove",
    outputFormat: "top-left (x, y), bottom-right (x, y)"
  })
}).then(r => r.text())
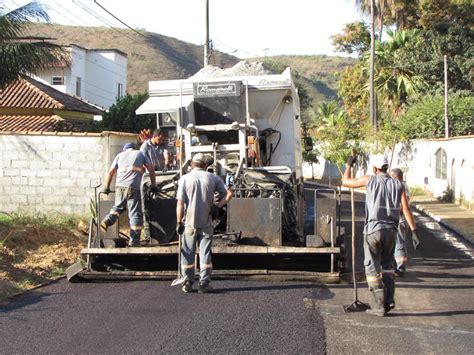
top-left (211, 205), bottom-right (220, 220)
top-left (102, 187), bottom-right (111, 195)
top-left (346, 156), bottom-right (357, 167)
top-left (176, 222), bottom-right (185, 235)
top-left (150, 186), bottom-right (159, 194)
top-left (411, 230), bottom-right (420, 250)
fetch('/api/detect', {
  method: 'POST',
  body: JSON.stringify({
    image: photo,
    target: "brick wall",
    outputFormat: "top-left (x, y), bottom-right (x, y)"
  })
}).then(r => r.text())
top-left (0, 132), bottom-right (136, 216)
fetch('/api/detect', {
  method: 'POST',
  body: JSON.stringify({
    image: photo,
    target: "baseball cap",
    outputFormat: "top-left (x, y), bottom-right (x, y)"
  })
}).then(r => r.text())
top-left (192, 152), bottom-right (207, 164)
top-left (372, 154), bottom-right (389, 169)
top-left (123, 143), bottom-right (135, 150)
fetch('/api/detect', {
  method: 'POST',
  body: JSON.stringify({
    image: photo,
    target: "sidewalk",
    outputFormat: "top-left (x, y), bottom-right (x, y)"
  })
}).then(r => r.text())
top-left (411, 197), bottom-right (474, 246)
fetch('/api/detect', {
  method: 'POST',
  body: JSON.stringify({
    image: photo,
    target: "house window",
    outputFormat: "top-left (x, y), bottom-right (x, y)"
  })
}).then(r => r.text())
top-left (76, 77), bottom-right (82, 96)
top-left (435, 148), bottom-right (447, 180)
top-left (117, 83), bottom-right (124, 99)
top-left (52, 76), bottom-right (64, 85)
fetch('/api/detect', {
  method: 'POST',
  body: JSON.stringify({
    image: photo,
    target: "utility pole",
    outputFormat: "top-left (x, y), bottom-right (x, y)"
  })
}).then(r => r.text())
top-left (369, 0), bottom-right (377, 130)
top-left (204, 0), bottom-right (210, 67)
top-left (444, 54), bottom-right (449, 138)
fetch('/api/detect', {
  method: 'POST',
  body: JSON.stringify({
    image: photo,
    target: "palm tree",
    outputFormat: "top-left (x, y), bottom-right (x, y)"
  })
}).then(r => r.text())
top-left (0, 2), bottom-right (68, 88)
top-left (364, 29), bottom-right (425, 114)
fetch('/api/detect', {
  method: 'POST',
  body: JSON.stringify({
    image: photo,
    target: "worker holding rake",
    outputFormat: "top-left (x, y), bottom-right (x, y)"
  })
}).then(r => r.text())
top-left (342, 154), bottom-right (417, 316)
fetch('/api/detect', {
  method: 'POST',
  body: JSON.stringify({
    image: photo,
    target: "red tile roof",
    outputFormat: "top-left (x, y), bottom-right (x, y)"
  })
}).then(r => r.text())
top-left (0, 115), bottom-right (80, 132)
top-left (0, 75), bottom-right (103, 114)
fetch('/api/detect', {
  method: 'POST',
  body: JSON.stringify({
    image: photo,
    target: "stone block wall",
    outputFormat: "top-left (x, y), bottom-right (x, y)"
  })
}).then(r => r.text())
top-left (0, 132), bottom-right (136, 216)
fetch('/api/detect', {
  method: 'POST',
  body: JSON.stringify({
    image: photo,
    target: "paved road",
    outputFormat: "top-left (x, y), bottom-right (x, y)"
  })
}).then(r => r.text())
top-left (0, 280), bottom-right (326, 354)
top-left (321, 189), bottom-right (474, 354)
top-left (1, 185), bottom-right (473, 354)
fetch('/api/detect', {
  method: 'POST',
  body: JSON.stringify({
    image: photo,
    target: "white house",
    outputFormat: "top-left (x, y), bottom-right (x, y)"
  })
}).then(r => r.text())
top-left (34, 44), bottom-right (128, 109)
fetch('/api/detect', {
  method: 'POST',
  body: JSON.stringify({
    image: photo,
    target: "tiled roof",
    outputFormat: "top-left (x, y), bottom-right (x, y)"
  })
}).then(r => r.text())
top-left (0, 115), bottom-right (81, 133)
top-left (0, 76), bottom-right (104, 115)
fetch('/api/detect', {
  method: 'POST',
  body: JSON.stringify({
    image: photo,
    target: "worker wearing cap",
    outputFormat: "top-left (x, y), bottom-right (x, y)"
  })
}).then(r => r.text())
top-left (342, 154), bottom-right (418, 316)
top-left (140, 128), bottom-right (170, 171)
top-left (390, 168), bottom-right (420, 276)
top-left (176, 152), bottom-right (233, 293)
top-left (101, 143), bottom-right (158, 247)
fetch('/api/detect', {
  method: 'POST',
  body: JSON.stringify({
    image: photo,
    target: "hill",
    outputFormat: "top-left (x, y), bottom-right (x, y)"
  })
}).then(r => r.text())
top-left (27, 24), bottom-right (354, 103)
top-left (252, 55), bottom-right (355, 103)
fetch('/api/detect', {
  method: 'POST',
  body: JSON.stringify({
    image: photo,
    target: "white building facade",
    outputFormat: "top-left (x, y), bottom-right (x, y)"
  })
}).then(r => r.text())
top-left (34, 44), bottom-right (127, 109)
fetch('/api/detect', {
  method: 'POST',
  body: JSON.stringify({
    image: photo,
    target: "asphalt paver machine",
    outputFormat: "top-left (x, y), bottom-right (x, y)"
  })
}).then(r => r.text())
top-left (67, 63), bottom-right (344, 282)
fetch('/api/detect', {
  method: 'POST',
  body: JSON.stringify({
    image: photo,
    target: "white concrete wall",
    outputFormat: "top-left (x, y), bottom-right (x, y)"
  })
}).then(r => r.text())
top-left (392, 137), bottom-right (474, 208)
top-left (0, 132), bottom-right (136, 216)
top-left (303, 136), bottom-right (474, 209)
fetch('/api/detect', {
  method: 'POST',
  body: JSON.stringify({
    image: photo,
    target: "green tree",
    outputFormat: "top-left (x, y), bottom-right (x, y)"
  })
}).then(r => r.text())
top-left (365, 29), bottom-right (426, 114)
top-left (312, 102), bottom-right (361, 174)
top-left (399, 92), bottom-right (474, 138)
top-left (338, 61), bottom-right (369, 123)
top-left (100, 93), bottom-right (155, 132)
top-left (331, 21), bottom-right (371, 57)
top-left (0, 2), bottom-right (68, 88)
top-left (396, 1), bottom-right (473, 93)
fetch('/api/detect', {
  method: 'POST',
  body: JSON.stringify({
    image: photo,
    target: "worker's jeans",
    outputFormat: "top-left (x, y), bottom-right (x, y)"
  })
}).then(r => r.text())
top-left (104, 187), bottom-right (143, 242)
top-left (394, 221), bottom-right (409, 272)
top-left (181, 226), bottom-right (213, 284)
top-left (363, 228), bottom-right (397, 290)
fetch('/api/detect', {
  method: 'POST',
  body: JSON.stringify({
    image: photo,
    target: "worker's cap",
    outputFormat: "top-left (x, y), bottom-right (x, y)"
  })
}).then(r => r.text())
top-left (192, 152), bottom-right (207, 164)
top-left (123, 143), bottom-right (135, 150)
top-left (372, 154), bottom-right (389, 169)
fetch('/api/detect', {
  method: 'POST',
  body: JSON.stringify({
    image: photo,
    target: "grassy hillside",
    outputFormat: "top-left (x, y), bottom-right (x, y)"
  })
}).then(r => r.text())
top-left (28, 23), bottom-right (239, 93)
top-left (28, 24), bottom-right (354, 103)
top-left (252, 55), bottom-right (355, 103)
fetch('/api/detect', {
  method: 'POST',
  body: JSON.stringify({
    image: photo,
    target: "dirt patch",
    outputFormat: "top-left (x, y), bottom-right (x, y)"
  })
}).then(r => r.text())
top-left (0, 219), bottom-right (88, 304)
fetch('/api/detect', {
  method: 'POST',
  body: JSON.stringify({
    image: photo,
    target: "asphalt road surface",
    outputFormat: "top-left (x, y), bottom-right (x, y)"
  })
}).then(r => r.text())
top-left (0, 280), bottom-right (326, 354)
top-left (2, 184), bottom-right (473, 354)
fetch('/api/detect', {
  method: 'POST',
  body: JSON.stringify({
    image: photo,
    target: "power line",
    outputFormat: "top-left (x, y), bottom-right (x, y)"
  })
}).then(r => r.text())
top-left (93, 0), bottom-right (145, 38)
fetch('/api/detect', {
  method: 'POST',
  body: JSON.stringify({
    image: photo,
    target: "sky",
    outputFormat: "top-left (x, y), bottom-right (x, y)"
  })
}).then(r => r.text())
top-left (3, 0), bottom-right (363, 58)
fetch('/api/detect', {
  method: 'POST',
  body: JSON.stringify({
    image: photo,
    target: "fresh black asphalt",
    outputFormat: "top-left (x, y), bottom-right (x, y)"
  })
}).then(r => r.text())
top-left (0, 279), bottom-right (327, 354)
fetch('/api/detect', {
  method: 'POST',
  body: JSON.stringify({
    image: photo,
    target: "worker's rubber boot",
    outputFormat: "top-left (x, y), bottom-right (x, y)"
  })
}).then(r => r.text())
top-left (100, 219), bottom-right (109, 233)
top-left (366, 289), bottom-right (386, 317)
top-left (383, 276), bottom-right (396, 313)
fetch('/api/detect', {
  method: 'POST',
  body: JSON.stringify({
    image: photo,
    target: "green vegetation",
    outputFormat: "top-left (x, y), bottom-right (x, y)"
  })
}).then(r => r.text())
top-left (0, 211), bottom-right (79, 230)
top-left (400, 92), bottom-right (474, 138)
top-left (100, 92), bottom-right (155, 133)
top-left (306, 0), bottom-right (473, 168)
top-left (0, 2), bottom-right (68, 88)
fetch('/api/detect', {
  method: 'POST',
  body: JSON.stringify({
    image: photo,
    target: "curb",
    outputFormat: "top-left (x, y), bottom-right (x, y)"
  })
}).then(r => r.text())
top-left (412, 203), bottom-right (474, 247)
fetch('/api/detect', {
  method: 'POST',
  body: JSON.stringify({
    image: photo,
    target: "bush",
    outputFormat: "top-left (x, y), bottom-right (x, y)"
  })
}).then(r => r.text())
top-left (399, 92), bottom-right (474, 139)
top-left (100, 92), bottom-right (155, 133)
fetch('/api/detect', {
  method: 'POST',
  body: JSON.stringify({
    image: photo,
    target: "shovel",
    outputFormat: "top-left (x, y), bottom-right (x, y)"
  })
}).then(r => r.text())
top-left (343, 165), bottom-right (369, 312)
top-left (171, 231), bottom-right (186, 286)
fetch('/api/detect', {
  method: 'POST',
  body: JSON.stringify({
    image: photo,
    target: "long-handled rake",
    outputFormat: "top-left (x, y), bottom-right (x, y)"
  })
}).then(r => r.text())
top-left (171, 231), bottom-right (186, 286)
top-left (343, 167), bottom-right (369, 312)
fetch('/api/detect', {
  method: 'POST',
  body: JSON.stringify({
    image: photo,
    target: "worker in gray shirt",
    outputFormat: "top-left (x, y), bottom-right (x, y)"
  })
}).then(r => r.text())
top-left (342, 154), bottom-right (418, 316)
top-left (140, 129), bottom-right (170, 171)
top-left (101, 143), bottom-right (157, 247)
top-left (390, 168), bottom-right (420, 276)
top-left (176, 153), bottom-right (233, 293)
